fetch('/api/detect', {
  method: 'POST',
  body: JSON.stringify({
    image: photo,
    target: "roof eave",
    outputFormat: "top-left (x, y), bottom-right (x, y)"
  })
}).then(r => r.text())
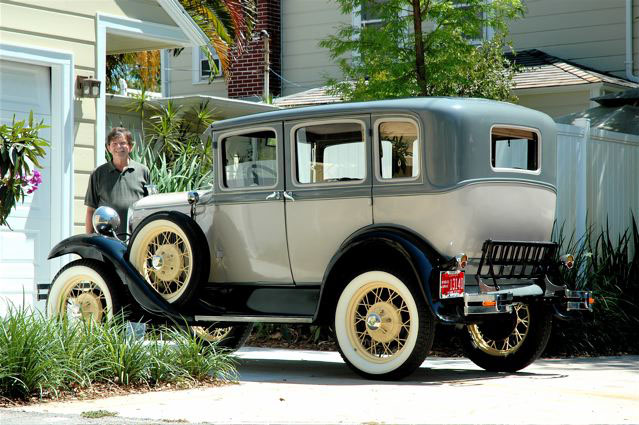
top-left (156, 0), bottom-right (209, 47)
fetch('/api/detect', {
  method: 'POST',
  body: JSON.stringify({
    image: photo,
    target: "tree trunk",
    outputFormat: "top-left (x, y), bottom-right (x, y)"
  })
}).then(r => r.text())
top-left (412, 0), bottom-right (428, 96)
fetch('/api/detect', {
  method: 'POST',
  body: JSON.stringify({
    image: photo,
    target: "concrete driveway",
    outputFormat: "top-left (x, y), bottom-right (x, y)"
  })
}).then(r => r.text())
top-left (2, 348), bottom-right (638, 424)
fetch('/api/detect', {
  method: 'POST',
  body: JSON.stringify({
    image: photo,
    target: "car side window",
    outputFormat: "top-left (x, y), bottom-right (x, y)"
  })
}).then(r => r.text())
top-left (221, 130), bottom-right (278, 188)
top-left (378, 121), bottom-right (420, 179)
top-left (295, 122), bottom-right (365, 184)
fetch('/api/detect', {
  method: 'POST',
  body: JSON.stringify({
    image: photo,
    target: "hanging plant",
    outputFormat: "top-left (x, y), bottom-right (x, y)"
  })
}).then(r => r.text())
top-left (0, 112), bottom-right (49, 227)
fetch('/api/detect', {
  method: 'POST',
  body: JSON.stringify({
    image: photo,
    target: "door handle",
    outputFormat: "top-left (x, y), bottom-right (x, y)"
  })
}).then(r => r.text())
top-left (265, 191), bottom-right (281, 201)
top-left (283, 191), bottom-right (295, 201)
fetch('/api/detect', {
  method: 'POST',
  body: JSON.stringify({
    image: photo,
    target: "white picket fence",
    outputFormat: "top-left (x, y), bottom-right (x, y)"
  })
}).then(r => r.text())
top-left (556, 121), bottom-right (639, 244)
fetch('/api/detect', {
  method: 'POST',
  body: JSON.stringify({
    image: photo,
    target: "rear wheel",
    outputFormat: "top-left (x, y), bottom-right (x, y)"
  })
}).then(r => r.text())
top-left (192, 324), bottom-right (254, 351)
top-left (462, 302), bottom-right (552, 372)
top-left (47, 259), bottom-right (122, 322)
top-left (334, 270), bottom-right (435, 380)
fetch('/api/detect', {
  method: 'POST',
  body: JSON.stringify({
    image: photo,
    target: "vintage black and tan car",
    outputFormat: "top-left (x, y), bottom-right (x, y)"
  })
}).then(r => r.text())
top-left (46, 98), bottom-right (593, 380)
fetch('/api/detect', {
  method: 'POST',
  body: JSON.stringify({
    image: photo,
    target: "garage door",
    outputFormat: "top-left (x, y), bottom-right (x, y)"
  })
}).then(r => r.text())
top-left (0, 59), bottom-right (52, 315)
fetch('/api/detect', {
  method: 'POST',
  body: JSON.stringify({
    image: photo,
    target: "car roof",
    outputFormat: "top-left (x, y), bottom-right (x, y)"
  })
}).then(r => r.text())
top-left (208, 97), bottom-right (543, 132)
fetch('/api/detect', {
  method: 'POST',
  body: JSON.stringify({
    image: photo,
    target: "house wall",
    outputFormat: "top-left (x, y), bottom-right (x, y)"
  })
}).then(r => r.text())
top-left (510, 0), bottom-right (639, 78)
top-left (0, 0), bottom-right (183, 235)
top-left (167, 47), bottom-right (228, 97)
top-left (280, 0), bottom-right (350, 96)
top-left (515, 87), bottom-right (597, 118)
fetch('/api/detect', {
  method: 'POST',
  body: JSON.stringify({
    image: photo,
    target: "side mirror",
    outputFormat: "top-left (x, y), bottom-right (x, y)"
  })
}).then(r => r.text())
top-left (92, 206), bottom-right (120, 236)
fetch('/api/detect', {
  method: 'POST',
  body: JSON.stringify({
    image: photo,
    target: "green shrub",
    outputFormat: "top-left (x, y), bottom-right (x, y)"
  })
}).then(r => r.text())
top-left (0, 310), bottom-right (237, 401)
top-left (546, 215), bottom-right (639, 355)
top-left (0, 308), bottom-right (70, 398)
top-left (128, 99), bottom-right (215, 193)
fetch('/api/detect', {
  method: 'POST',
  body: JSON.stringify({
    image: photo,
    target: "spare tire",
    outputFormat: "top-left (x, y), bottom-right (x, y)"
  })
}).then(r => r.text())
top-left (128, 211), bottom-right (209, 306)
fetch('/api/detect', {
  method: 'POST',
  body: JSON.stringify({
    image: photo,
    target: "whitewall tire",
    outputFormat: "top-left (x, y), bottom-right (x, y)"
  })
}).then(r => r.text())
top-left (47, 259), bottom-right (122, 322)
top-left (334, 270), bottom-right (435, 380)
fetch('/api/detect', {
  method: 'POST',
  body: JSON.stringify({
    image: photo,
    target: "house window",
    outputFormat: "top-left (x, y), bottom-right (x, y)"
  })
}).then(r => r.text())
top-left (491, 127), bottom-right (539, 173)
top-left (221, 130), bottom-right (278, 188)
top-left (192, 47), bottom-right (221, 84)
top-left (456, 1), bottom-right (494, 44)
top-left (360, 0), bottom-right (388, 29)
top-left (378, 121), bottom-right (420, 179)
top-left (295, 122), bottom-right (366, 184)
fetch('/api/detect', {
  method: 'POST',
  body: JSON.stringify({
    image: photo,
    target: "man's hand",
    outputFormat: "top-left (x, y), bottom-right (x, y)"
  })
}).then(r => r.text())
top-left (85, 207), bottom-right (96, 233)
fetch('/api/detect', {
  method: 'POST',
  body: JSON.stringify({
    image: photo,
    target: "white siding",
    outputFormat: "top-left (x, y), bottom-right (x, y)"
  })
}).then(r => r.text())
top-left (281, 0), bottom-right (351, 95)
top-left (511, 0), bottom-right (638, 77)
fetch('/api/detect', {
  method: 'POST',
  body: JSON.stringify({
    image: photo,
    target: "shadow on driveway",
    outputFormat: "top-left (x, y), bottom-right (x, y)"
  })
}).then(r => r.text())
top-left (236, 355), bottom-right (568, 386)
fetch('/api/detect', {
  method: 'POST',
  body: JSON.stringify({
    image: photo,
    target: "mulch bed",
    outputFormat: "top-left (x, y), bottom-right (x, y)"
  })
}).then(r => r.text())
top-left (0, 378), bottom-right (228, 409)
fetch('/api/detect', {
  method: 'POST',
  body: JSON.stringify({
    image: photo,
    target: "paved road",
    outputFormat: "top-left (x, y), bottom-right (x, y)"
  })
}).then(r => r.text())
top-left (2, 348), bottom-right (638, 424)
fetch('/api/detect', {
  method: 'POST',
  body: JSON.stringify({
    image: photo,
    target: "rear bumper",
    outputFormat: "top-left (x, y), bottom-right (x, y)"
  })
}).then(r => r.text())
top-left (462, 284), bottom-right (593, 315)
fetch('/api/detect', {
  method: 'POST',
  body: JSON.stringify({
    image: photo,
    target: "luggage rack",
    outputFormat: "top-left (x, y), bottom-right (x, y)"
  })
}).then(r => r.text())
top-left (475, 240), bottom-right (559, 289)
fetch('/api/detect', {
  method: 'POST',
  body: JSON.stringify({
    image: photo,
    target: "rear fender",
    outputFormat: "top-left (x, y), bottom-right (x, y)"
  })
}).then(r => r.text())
top-left (48, 234), bottom-right (191, 321)
top-left (318, 225), bottom-right (456, 323)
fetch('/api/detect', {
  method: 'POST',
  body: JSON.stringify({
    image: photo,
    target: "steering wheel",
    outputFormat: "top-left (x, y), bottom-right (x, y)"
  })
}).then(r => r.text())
top-left (245, 164), bottom-right (277, 185)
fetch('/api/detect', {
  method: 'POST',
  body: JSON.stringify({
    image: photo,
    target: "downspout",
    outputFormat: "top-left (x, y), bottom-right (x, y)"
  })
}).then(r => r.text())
top-left (626, 0), bottom-right (639, 82)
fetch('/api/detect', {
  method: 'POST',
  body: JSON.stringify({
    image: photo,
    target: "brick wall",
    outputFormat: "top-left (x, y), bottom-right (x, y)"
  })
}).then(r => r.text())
top-left (228, 0), bottom-right (281, 99)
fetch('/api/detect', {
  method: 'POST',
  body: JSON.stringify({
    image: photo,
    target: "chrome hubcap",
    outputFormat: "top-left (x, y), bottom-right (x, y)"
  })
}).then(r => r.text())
top-left (366, 312), bottom-right (382, 330)
top-left (151, 255), bottom-right (164, 270)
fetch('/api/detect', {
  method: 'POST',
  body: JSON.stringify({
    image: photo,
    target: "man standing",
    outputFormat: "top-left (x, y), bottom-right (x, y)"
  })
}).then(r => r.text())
top-left (85, 127), bottom-right (150, 236)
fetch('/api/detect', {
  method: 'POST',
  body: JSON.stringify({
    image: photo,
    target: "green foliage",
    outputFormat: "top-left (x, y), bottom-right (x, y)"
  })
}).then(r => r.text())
top-left (0, 112), bottom-right (49, 226)
top-left (129, 99), bottom-right (215, 193)
top-left (320, 0), bottom-right (524, 101)
top-left (546, 215), bottom-right (639, 355)
top-left (0, 310), bottom-right (237, 400)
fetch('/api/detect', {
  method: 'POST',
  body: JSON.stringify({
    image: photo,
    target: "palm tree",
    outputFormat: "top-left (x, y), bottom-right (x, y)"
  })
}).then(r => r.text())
top-left (106, 0), bottom-right (256, 92)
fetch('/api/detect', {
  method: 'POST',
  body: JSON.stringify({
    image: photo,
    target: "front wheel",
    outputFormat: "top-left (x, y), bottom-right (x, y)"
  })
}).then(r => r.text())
top-left (461, 302), bottom-right (552, 372)
top-left (128, 211), bottom-right (209, 306)
top-left (47, 259), bottom-right (123, 322)
top-left (334, 270), bottom-right (435, 380)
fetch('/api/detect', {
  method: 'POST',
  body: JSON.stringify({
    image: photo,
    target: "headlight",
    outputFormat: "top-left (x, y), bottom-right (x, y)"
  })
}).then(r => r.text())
top-left (92, 206), bottom-right (120, 236)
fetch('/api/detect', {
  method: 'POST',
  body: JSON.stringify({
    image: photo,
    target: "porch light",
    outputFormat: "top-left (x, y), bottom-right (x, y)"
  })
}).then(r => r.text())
top-left (76, 76), bottom-right (102, 98)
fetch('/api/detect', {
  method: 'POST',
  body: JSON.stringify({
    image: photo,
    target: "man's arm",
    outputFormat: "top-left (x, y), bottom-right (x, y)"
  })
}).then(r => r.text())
top-left (85, 207), bottom-right (95, 234)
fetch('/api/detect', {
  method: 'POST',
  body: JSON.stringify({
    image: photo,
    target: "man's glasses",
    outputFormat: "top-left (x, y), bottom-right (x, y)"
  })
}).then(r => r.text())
top-left (109, 141), bottom-right (130, 147)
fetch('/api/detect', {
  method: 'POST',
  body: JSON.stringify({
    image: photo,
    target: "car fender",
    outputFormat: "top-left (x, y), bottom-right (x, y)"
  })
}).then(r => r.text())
top-left (318, 225), bottom-right (454, 323)
top-left (48, 234), bottom-right (191, 321)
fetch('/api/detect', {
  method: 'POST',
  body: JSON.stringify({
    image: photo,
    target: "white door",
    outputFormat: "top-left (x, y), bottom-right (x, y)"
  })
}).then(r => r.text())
top-left (0, 59), bottom-right (53, 315)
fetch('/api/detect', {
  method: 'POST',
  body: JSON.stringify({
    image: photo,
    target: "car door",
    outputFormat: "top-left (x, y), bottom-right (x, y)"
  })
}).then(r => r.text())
top-left (210, 122), bottom-right (293, 284)
top-left (284, 116), bottom-right (374, 285)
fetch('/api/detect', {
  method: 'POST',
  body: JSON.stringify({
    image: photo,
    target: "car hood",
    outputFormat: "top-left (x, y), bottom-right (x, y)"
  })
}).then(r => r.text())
top-left (133, 189), bottom-right (213, 210)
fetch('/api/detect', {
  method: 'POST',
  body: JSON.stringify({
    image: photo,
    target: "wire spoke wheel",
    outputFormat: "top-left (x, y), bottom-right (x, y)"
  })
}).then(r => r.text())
top-left (193, 326), bottom-right (233, 342)
top-left (191, 324), bottom-right (254, 351)
top-left (468, 304), bottom-right (530, 356)
top-left (462, 301), bottom-right (553, 372)
top-left (335, 270), bottom-right (434, 380)
top-left (47, 259), bottom-right (122, 323)
top-left (347, 283), bottom-right (411, 362)
top-left (129, 213), bottom-right (208, 306)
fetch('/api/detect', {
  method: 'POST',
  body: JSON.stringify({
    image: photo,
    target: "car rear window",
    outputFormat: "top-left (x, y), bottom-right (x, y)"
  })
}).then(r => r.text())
top-left (221, 130), bottom-right (277, 188)
top-left (491, 127), bottom-right (539, 172)
top-left (295, 122), bottom-right (365, 184)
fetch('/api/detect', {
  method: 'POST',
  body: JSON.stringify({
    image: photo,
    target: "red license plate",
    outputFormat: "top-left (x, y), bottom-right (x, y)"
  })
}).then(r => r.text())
top-left (440, 271), bottom-right (465, 299)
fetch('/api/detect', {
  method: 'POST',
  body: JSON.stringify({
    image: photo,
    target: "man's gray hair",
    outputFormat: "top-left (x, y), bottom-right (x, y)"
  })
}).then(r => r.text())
top-left (106, 127), bottom-right (134, 146)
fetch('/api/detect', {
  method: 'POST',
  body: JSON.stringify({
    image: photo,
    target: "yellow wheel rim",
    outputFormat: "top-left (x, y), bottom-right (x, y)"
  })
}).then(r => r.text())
top-left (133, 223), bottom-right (193, 303)
top-left (468, 304), bottom-right (531, 356)
top-left (346, 281), bottom-right (412, 363)
top-left (59, 277), bottom-right (108, 322)
top-left (193, 326), bottom-right (233, 343)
